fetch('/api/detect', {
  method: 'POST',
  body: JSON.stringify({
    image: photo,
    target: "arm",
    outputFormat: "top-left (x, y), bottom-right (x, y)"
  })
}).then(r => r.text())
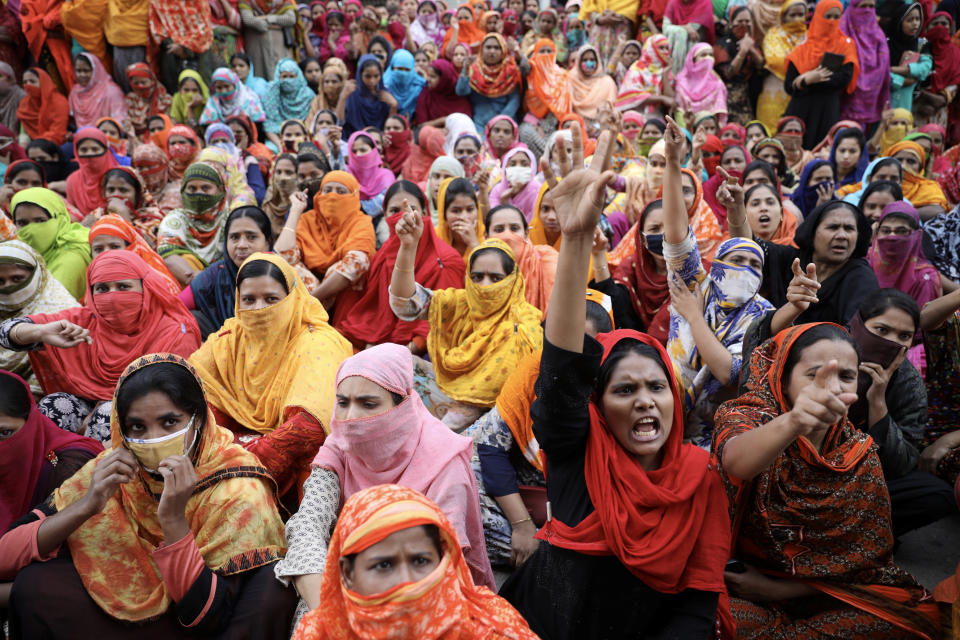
top-left (920, 288), bottom-right (960, 331)
top-left (245, 159), bottom-right (266, 204)
top-left (335, 81), bottom-right (357, 124)
top-left (861, 359), bottom-right (924, 478)
top-left (274, 190), bottom-right (309, 255)
top-left (7, 319), bottom-right (92, 350)
top-left (455, 74), bottom-right (472, 97)
top-left (769, 259), bottom-right (820, 335)
top-left (662, 117), bottom-right (687, 246)
top-left (668, 275), bottom-right (735, 384)
top-left (389, 202), bottom-right (422, 300)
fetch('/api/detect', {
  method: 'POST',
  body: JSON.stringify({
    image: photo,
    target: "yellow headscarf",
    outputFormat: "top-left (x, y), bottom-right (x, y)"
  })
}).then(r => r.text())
top-left (54, 354), bottom-right (285, 622)
top-left (428, 238), bottom-right (543, 406)
top-left (189, 253), bottom-right (353, 434)
top-left (879, 108), bottom-right (915, 155)
top-left (528, 181), bottom-right (562, 250)
top-left (885, 140), bottom-right (949, 209)
top-left (434, 177), bottom-right (485, 255)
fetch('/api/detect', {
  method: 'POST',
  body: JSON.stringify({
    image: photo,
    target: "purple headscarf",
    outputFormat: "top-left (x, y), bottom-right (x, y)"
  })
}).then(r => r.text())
top-left (867, 201), bottom-right (940, 308)
top-left (839, 4), bottom-right (890, 128)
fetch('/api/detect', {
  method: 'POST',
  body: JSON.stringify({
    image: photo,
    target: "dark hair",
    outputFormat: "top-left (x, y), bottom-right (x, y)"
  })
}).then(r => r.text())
top-left (351, 133), bottom-right (376, 151)
top-left (745, 122), bottom-right (767, 136)
top-left (299, 56), bottom-right (322, 73)
top-left (236, 259), bottom-right (289, 292)
top-left (281, 120), bottom-right (308, 136)
top-left (297, 151), bottom-right (330, 173)
top-left (341, 524), bottom-right (442, 572)
top-left (225, 206), bottom-right (274, 248)
top-left (101, 168), bottom-right (142, 207)
top-left (230, 52), bottom-right (253, 68)
top-left (484, 204), bottom-right (528, 232)
top-left (741, 159), bottom-right (780, 190)
top-left (641, 118), bottom-right (666, 134)
top-left (721, 145), bottom-right (747, 162)
top-left (470, 247), bottom-right (515, 274)
top-left (779, 324), bottom-right (860, 389)
top-left (859, 288), bottom-right (920, 330)
top-left (385, 115), bottom-right (406, 129)
top-left (744, 182), bottom-right (781, 207)
top-left (595, 339), bottom-right (669, 396)
top-left (359, 56), bottom-right (383, 77)
top-left (442, 177), bottom-right (477, 213)
top-left (833, 128), bottom-right (865, 153)
top-left (806, 160), bottom-right (837, 185)
top-left (273, 152), bottom-right (298, 173)
top-left (867, 157), bottom-right (903, 183)
top-left (858, 180), bottom-right (903, 210)
top-left (453, 135), bottom-right (480, 153)
top-left (72, 54), bottom-right (93, 69)
top-left (115, 363), bottom-right (208, 435)
top-left (0, 375), bottom-right (31, 419)
top-left (5, 160), bottom-right (45, 185)
top-left (585, 300), bottom-right (613, 335)
top-left (639, 199), bottom-right (663, 230)
top-left (521, 9), bottom-right (537, 20)
top-left (384, 180), bottom-right (427, 213)
top-left (25, 139), bottom-right (64, 162)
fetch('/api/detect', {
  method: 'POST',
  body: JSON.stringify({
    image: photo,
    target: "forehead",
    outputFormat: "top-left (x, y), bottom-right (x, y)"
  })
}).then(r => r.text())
top-left (819, 207), bottom-right (856, 226)
top-left (489, 208), bottom-right (524, 226)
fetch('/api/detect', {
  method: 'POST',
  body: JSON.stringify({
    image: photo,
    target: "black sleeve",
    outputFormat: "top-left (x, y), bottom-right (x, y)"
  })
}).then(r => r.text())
top-left (589, 278), bottom-right (642, 330)
top-left (832, 262), bottom-right (879, 325)
top-left (738, 311), bottom-right (776, 394)
top-left (870, 362), bottom-right (926, 478)
top-left (174, 568), bottom-right (245, 634)
top-left (757, 240), bottom-right (797, 309)
top-left (783, 61), bottom-right (853, 95)
top-left (822, 62), bottom-right (854, 91)
top-left (649, 589), bottom-right (720, 640)
top-left (783, 62), bottom-right (800, 96)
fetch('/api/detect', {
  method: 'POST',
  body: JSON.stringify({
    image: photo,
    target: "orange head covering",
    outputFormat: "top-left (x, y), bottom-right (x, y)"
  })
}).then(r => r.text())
top-left (529, 181), bottom-right (561, 250)
top-left (884, 140), bottom-right (948, 209)
top-left (435, 177), bottom-right (485, 254)
top-left (785, 0), bottom-right (859, 93)
top-left (467, 33), bottom-right (521, 98)
top-left (89, 214), bottom-right (181, 296)
top-left (296, 171), bottom-right (377, 275)
top-left (525, 38), bottom-right (572, 120)
top-left (884, 140), bottom-right (925, 171)
top-left (291, 484), bottom-right (538, 640)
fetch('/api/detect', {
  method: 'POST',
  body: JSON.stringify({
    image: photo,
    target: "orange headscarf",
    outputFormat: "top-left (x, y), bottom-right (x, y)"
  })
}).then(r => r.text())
top-left (292, 484), bottom-right (539, 640)
top-left (89, 214), bottom-right (181, 296)
top-left (785, 0), bottom-right (860, 93)
top-left (53, 354), bottom-right (285, 622)
top-left (528, 182), bottom-right (560, 250)
top-left (296, 171), bottom-right (377, 276)
top-left (885, 141), bottom-right (950, 209)
top-left (442, 4), bottom-right (486, 52)
top-left (16, 68), bottom-right (70, 145)
top-left (495, 352), bottom-right (543, 472)
top-left (524, 38), bottom-right (572, 120)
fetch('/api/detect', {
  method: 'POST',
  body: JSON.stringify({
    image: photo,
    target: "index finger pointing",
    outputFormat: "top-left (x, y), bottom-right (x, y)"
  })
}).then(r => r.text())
top-left (813, 359), bottom-right (838, 389)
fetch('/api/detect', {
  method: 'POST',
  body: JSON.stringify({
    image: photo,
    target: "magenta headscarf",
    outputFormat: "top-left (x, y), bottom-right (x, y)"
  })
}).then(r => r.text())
top-left (346, 130), bottom-right (396, 200)
top-left (312, 343), bottom-right (495, 589)
top-left (868, 202), bottom-right (941, 308)
top-left (489, 146), bottom-right (543, 221)
top-left (839, 3), bottom-right (890, 128)
top-left (674, 43), bottom-right (727, 120)
top-left (484, 114), bottom-right (520, 160)
top-left (664, 0), bottom-right (715, 44)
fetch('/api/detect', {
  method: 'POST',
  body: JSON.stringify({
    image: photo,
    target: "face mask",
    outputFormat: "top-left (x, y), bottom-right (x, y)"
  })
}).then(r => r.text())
top-left (125, 415), bottom-right (198, 476)
top-left (275, 176), bottom-right (298, 195)
top-left (709, 259), bottom-right (761, 309)
top-left (350, 149), bottom-right (382, 171)
top-left (581, 58), bottom-right (597, 72)
top-left (567, 29), bottom-right (585, 47)
top-left (421, 12), bottom-right (438, 27)
top-left (776, 132), bottom-right (802, 152)
top-left (505, 165), bottom-right (532, 186)
top-left (732, 23), bottom-right (750, 39)
top-left (643, 232), bottom-right (664, 256)
top-left (300, 177), bottom-right (324, 200)
top-left (214, 89), bottom-right (235, 100)
top-left (703, 155), bottom-right (720, 176)
top-left (17, 217), bottom-right (58, 254)
top-left (848, 311), bottom-right (906, 368)
top-left (93, 290), bottom-right (143, 334)
top-left (181, 189), bottom-right (225, 215)
top-left (168, 143), bottom-right (197, 172)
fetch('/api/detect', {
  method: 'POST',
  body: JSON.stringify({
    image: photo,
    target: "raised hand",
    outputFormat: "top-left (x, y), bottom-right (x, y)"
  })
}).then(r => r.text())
top-left (715, 167), bottom-right (744, 210)
top-left (81, 449), bottom-right (137, 516)
top-left (815, 181), bottom-right (834, 206)
top-left (289, 189), bottom-right (310, 217)
top-left (395, 204), bottom-right (423, 249)
top-left (664, 115), bottom-right (686, 166)
top-left (785, 259), bottom-right (820, 313)
top-left (668, 273), bottom-right (702, 322)
top-left (788, 360), bottom-right (858, 440)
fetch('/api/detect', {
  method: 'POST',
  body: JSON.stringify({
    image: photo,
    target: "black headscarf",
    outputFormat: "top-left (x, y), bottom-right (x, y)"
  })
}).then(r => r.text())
top-left (882, 2), bottom-right (923, 68)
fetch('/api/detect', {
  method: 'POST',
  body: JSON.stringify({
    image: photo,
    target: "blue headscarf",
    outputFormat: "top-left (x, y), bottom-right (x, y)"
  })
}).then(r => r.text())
top-left (343, 55), bottom-right (390, 137)
top-left (262, 58), bottom-right (317, 134)
top-left (239, 55), bottom-right (270, 98)
top-left (790, 159), bottom-right (836, 219)
top-left (842, 157), bottom-right (905, 205)
top-left (383, 49), bottom-right (426, 119)
top-left (829, 127), bottom-right (869, 188)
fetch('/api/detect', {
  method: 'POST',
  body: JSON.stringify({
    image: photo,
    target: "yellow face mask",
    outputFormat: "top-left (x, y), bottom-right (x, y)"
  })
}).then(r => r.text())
top-left (125, 415), bottom-right (197, 474)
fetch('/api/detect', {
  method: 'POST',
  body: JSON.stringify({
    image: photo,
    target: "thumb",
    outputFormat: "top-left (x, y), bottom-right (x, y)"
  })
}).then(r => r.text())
top-left (813, 359), bottom-right (838, 389)
top-left (805, 262), bottom-right (817, 280)
top-left (791, 258), bottom-right (803, 277)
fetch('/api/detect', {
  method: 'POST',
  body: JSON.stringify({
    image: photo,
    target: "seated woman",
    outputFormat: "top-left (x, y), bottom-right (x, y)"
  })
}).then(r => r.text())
top-left (858, 180), bottom-right (903, 226)
top-left (528, 182), bottom-right (561, 251)
top-left (885, 140), bottom-right (949, 220)
top-left (190, 253), bottom-right (351, 499)
top-left (291, 485), bottom-right (532, 639)
top-left (0, 354), bottom-right (296, 638)
top-left (65, 128), bottom-right (119, 216)
top-left (82, 167), bottom-right (164, 247)
top-left (199, 67), bottom-right (267, 128)
top-left (435, 176), bottom-right (484, 258)
top-left (471, 291), bottom-right (613, 568)
top-left (489, 147), bottom-right (542, 222)
top-left (743, 183), bottom-right (799, 246)
top-left (839, 157), bottom-right (903, 204)
top-left (339, 55), bottom-right (397, 138)
top-left (868, 202), bottom-right (941, 310)
top-left (332, 181), bottom-right (464, 353)
top-left (790, 159), bottom-right (837, 220)
top-left (346, 131), bottom-right (393, 231)
top-left (390, 217), bottom-right (542, 431)
top-left (455, 33), bottom-right (525, 132)
top-left (499, 121), bottom-right (731, 639)
top-left (1, 161), bottom-right (47, 216)
top-left (170, 69), bottom-right (210, 127)
top-left (0, 241), bottom-right (78, 394)
top-left (0, 251), bottom-right (201, 441)
top-left (259, 154), bottom-right (298, 238)
top-left (275, 345), bottom-right (496, 628)
top-left (89, 215), bottom-right (182, 297)
top-left (10, 187), bottom-right (91, 299)
top-left (485, 203), bottom-right (556, 316)
top-left (67, 53), bottom-right (127, 129)
top-left (714, 322), bottom-right (940, 639)
top-left (178, 207), bottom-right (273, 338)
top-left (275, 171), bottom-right (376, 309)
top-left (752, 138), bottom-right (798, 195)
top-left (829, 127), bottom-right (869, 190)
top-left (157, 162), bottom-right (231, 287)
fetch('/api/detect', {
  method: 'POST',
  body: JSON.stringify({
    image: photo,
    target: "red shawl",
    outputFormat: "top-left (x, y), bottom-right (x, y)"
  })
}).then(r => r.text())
top-left (415, 59), bottom-right (473, 125)
top-left (19, 0), bottom-right (74, 92)
top-left (664, 0), bottom-right (715, 43)
top-left (537, 330), bottom-right (731, 595)
top-left (16, 68), bottom-right (70, 145)
top-left (925, 14), bottom-right (960, 93)
top-left (786, 0), bottom-right (859, 93)
top-left (0, 370), bottom-right (103, 533)
top-left (401, 125), bottom-right (446, 183)
top-left (612, 228), bottom-right (671, 344)
top-left (332, 212), bottom-right (465, 348)
top-left (383, 115), bottom-right (412, 175)
top-left (65, 127), bottom-right (118, 215)
top-left (27, 251), bottom-right (201, 401)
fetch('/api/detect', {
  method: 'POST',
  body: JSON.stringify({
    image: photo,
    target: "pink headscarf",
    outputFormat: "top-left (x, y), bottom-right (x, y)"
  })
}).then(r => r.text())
top-left (346, 131), bottom-right (396, 200)
top-left (675, 43), bottom-right (727, 122)
top-left (311, 343), bottom-right (495, 589)
top-left (484, 114), bottom-right (519, 160)
top-left (489, 146), bottom-right (543, 221)
top-left (67, 53), bottom-right (128, 129)
top-left (867, 201), bottom-right (941, 308)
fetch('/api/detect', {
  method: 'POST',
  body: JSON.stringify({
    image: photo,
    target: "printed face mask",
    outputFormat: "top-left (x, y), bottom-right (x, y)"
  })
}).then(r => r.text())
top-left (125, 415), bottom-right (198, 475)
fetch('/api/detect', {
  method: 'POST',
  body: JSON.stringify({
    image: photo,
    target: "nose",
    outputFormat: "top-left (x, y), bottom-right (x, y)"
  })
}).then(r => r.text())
top-left (633, 389), bottom-right (656, 410)
top-left (395, 562), bottom-right (415, 585)
top-left (253, 299), bottom-right (269, 311)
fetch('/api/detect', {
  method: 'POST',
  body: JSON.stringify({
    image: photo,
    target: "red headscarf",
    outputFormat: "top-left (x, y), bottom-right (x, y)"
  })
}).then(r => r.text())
top-left (26, 251), bottom-right (201, 401)
top-left (467, 33), bottom-right (521, 98)
top-left (664, 0), bottom-right (715, 43)
top-left (786, 0), bottom-right (860, 93)
top-left (925, 13), bottom-right (960, 92)
top-left (536, 330), bottom-right (731, 594)
top-left (382, 115), bottom-right (413, 175)
top-left (16, 68), bottom-right (70, 145)
top-left (701, 134), bottom-right (725, 176)
top-left (415, 59), bottom-right (473, 125)
top-left (333, 211), bottom-right (465, 349)
top-left (165, 124), bottom-right (201, 180)
top-left (66, 127), bottom-right (119, 215)
top-left (401, 125), bottom-right (447, 183)
top-left (719, 122), bottom-right (746, 146)
top-left (0, 370), bottom-right (103, 533)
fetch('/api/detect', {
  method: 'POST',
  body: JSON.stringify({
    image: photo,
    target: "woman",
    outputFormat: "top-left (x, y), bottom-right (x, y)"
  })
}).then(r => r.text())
top-left (715, 7), bottom-right (765, 126)
top-left (84, 167), bottom-right (164, 246)
top-left (10, 187), bottom-right (91, 299)
top-left (390, 224), bottom-right (543, 430)
top-left (436, 176), bottom-right (485, 257)
top-left (401, 125), bottom-right (446, 184)
top-left (65, 128), bottom-right (119, 216)
top-left (489, 147), bottom-right (542, 222)
top-left (259, 154), bottom-right (298, 237)
top-left (277, 171), bottom-right (376, 306)
top-left (89, 214), bottom-right (181, 297)
top-left (383, 49), bottom-right (426, 121)
top-left (423, 156), bottom-right (465, 225)
top-left (291, 484), bottom-right (533, 639)
top-left (520, 8), bottom-right (568, 62)
top-left (276, 346), bottom-right (496, 627)
top-left (24, 140), bottom-right (76, 193)
top-left (305, 58), bottom-right (346, 125)
top-left (0, 354), bottom-right (296, 637)
top-left (0, 240), bottom-right (78, 394)
top-left (615, 35), bottom-right (674, 115)
top-left (884, 140), bottom-right (949, 217)
top-left (16, 68), bottom-right (69, 146)
top-left (190, 252), bottom-right (351, 496)
top-left (169, 70), bottom-right (209, 127)
top-left (774, 116), bottom-right (812, 180)
top-left (346, 131), bottom-right (394, 219)
top-left (458, 33), bottom-right (524, 132)
top-left (763, 3), bottom-right (812, 134)
top-left (409, 0), bottom-right (445, 48)
top-left (743, 183), bottom-right (799, 246)
top-left (382, 115), bottom-right (412, 176)
top-left (829, 127), bottom-right (869, 189)
top-left (884, 2), bottom-right (931, 114)
top-left (165, 125), bottom-right (201, 183)
top-left (483, 204), bottom-right (556, 315)
top-left (499, 126), bottom-right (731, 638)
top-left (839, 0), bottom-right (890, 131)
top-left (868, 201), bottom-right (941, 309)
top-left (858, 180), bottom-right (903, 225)
top-left (263, 58), bottom-right (316, 143)
top-left (131, 144), bottom-right (181, 216)
top-left (124, 63), bottom-right (173, 137)
top-left (67, 53), bottom-right (128, 130)
top-left (524, 38), bottom-right (572, 130)
top-left (567, 46), bottom-right (617, 124)
top-left (676, 47), bottom-right (728, 127)
top-left (239, 0), bottom-right (298, 82)
top-left (341, 55), bottom-right (395, 138)
top-left (838, 156), bottom-right (903, 203)
top-left (790, 158), bottom-right (836, 220)
top-left (200, 67), bottom-right (267, 127)
top-left (332, 181), bottom-right (464, 352)
top-left (714, 322), bottom-right (940, 639)
top-left (414, 58), bottom-right (472, 127)
top-left (0, 62), bottom-right (25, 135)
top-left (783, 0), bottom-right (860, 149)
top-left (1, 160), bottom-right (51, 216)
top-left (157, 162), bottom-right (230, 285)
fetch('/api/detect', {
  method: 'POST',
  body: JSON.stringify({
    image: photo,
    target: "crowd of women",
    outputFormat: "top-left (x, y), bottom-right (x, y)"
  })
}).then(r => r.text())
top-left (1, 0), bottom-right (960, 637)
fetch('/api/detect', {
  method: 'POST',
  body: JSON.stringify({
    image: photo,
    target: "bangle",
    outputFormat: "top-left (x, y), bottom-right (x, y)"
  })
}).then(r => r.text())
top-left (510, 516), bottom-right (533, 526)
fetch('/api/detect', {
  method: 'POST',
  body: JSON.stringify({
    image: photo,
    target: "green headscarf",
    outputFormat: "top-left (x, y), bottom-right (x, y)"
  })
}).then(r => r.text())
top-left (180, 163), bottom-right (226, 214)
top-left (11, 187), bottom-right (91, 299)
top-left (170, 69), bottom-right (210, 125)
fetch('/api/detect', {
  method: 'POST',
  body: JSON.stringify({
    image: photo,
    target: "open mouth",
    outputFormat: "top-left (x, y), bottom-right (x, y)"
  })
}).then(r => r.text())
top-left (758, 214), bottom-right (771, 225)
top-left (631, 417), bottom-right (660, 443)
top-left (830, 244), bottom-right (848, 254)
